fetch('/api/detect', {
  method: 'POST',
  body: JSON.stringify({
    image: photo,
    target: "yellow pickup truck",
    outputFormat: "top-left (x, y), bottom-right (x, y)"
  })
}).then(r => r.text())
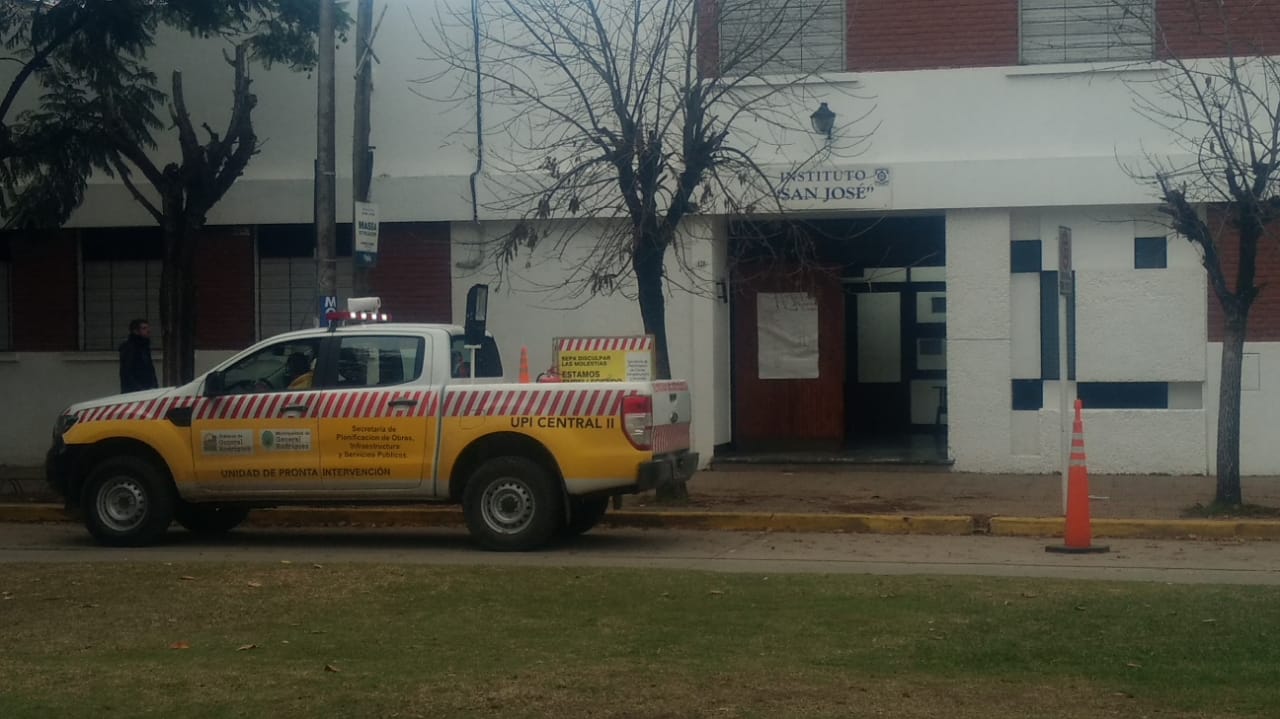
top-left (45, 297), bottom-right (697, 550)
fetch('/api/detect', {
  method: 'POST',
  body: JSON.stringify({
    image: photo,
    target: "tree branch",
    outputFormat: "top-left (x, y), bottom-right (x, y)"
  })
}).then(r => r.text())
top-left (0, 1), bottom-right (93, 128)
top-left (108, 155), bottom-right (163, 223)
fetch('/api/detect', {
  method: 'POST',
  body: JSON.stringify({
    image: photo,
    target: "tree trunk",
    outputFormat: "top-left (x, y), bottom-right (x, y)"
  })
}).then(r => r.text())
top-left (634, 237), bottom-right (671, 381)
top-left (634, 235), bottom-right (686, 501)
top-left (1215, 310), bottom-right (1247, 506)
top-left (159, 219), bottom-right (198, 385)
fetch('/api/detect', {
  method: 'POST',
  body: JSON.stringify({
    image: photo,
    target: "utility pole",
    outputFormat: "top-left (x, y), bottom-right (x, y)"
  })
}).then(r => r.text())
top-left (352, 0), bottom-right (374, 296)
top-left (315, 0), bottom-right (338, 322)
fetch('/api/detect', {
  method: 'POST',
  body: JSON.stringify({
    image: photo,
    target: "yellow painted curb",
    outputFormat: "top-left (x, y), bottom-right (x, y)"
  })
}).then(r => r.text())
top-left (990, 517), bottom-right (1280, 540)
top-left (607, 511), bottom-right (976, 535)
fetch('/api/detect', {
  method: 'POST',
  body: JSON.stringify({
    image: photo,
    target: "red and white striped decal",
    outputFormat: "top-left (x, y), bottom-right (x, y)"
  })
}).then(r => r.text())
top-left (76, 390), bottom-right (441, 423)
top-left (312, 390), bottom-right (438, 419)
top-left (77, 397), bottom-right (201, 424)
top-left (651, 422), bottom-right (691, 454)
top-left (554, 336), bottom-right (654, 352)
top-left (443, 388), bottom-right (633, 417)
top-left (77, 387), bottom-right (649, 422)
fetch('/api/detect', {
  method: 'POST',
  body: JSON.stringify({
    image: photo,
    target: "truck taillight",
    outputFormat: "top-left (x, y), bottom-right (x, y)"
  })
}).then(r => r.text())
top-left (621, 394), bottom-right (652, 450)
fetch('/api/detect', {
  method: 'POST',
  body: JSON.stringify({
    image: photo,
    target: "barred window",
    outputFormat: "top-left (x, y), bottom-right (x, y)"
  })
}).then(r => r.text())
top-left (257, 225), bottom-right (352, 340)
top-left (1021, 0), bottom-right (1154, 64)
top-left (718, 0), bottom-right (845, 76)
top-left (81, 228), bottom-right (162, 351)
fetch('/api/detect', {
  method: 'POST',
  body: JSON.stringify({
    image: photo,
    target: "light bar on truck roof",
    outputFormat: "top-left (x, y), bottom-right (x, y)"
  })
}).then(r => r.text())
top-left (325, 311), bottom-right (391, 322)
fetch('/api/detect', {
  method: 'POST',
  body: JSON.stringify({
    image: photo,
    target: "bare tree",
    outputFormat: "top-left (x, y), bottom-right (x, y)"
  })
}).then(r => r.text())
top-left (103, 48), bottom-right (258, 384)
top-left (417, 0), bottom-right (872, 380)
top-left (1121, 0), bottom-right (1280, 506)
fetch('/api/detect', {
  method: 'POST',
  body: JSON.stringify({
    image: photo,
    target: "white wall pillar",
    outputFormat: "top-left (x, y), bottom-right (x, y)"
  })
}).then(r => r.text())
top-left (945, 209), bottom-right (1013, 470)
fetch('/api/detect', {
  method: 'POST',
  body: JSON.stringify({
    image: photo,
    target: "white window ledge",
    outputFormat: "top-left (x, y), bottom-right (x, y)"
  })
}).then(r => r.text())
top-left (61, 351), bottom-right (165, 362)
top-left (1006, 61), bottom-right (1169, 78)
top-left (726, 71), bottom-right (863, 89)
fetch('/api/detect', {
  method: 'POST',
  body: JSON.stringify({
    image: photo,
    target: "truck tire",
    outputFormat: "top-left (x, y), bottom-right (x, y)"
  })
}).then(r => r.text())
top-left (82, 456), bottom-right (175, 547)
top-left (175, 504), bottom-right (250, 535)
top-left (463, 456), bottom-right (563, 551)
top-left (562, 496), bottom-right (609, 537)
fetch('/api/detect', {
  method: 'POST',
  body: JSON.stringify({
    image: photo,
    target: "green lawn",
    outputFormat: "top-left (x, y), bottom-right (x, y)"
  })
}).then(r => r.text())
top-left (1, 563), bottom-right (1276, 718)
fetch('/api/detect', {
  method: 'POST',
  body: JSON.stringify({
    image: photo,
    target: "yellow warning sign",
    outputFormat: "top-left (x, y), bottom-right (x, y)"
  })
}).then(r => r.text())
top-left (553, 336), bottom-right (654, 382)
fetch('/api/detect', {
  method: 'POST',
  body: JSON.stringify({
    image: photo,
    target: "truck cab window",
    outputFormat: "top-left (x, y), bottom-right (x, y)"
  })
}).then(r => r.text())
top-left (332, 336), bottom-right (425, 388)
top-left (221, 339), bottom-right (321, 394)
top-left (450, 335), bottom-right (503, 378)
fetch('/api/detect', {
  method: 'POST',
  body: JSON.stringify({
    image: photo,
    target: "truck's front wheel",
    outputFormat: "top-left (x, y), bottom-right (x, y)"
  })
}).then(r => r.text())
top-left (463, 457), bottom-right (562, 551)
top-left (82, 456), bottom-right (174, 547)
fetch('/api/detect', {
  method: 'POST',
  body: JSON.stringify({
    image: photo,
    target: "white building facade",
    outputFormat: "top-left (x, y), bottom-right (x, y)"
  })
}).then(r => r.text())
top-left (3, 0), bottom-right (1279, 476)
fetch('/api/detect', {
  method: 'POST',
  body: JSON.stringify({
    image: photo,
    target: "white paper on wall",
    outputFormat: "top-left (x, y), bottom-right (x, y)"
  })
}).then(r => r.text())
top-left (757, 292), bottom-right (820, 379)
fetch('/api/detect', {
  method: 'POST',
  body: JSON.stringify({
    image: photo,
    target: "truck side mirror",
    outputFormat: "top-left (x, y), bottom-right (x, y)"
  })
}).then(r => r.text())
top-left (204, 371), bottom-right (226, 397)
top-left (465, 283), bottom-right (489, 347)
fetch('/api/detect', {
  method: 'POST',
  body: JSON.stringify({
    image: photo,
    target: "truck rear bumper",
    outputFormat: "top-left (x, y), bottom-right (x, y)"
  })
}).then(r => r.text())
top-left (636, 451), bottom-right (699, 492)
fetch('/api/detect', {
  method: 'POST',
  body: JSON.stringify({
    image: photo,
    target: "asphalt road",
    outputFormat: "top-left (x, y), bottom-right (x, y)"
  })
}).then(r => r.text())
top-left (2, 522), bottom-right (1279, 585)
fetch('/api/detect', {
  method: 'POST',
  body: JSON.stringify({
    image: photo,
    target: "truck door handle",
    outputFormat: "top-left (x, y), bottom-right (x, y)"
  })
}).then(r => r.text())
top-left (388, 399), bottom-right (418, 408)
top-left (280, 405), bottom-right (310, 415)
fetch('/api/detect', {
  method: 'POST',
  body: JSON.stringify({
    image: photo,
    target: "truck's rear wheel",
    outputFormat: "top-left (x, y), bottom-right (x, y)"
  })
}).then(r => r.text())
top-left (562, 496), bottom-right (609, 537)
top-left (82, 456), bottom-right (174, 547)
top-left (175, 504), bottom-right (250, 535)
top-left (463, 456), bottom-right (562, 551)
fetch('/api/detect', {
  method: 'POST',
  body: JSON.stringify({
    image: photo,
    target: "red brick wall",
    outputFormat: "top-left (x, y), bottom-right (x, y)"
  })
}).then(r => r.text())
top-left (697, 0), bottom-right (721, 78)
top-left (368, 223), bottom-right (451, 323)
top-left (1206, 211), bottom-right (1280, 342)
top-left (8, 230), bottom-right (78, 351)
top-left (1161, 0), bottom-right (1280, 59)
top-left (698, 0), bottom-right (1280, 74)
top-left (848, 0), bottom-right (1018, 71)
top-left (195, 227), bottom-right (255, 350)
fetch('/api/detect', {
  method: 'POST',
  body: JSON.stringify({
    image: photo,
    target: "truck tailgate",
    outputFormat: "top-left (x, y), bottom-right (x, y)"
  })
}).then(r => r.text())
top-left (650, 380), bottom-right (692, 454)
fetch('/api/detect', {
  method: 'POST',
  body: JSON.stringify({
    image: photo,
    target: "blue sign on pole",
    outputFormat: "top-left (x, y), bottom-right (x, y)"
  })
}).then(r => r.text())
top-left (319, 295), bottom-right (338, 327)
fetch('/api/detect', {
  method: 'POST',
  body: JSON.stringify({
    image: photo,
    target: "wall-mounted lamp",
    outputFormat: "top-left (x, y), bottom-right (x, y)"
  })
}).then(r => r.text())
top-left (809, 102), bottom-right (835, 139)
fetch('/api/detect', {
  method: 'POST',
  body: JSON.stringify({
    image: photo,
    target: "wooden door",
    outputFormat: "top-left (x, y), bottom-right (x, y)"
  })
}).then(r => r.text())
top-left (731, 263), bottom-right (844, 449)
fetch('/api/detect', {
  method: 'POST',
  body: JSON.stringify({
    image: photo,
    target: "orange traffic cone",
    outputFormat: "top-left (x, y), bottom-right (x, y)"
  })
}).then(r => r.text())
top-left (1047, 399), bottom-right (1110, 554)
top-left (518, 345), bottom-right (530, 383)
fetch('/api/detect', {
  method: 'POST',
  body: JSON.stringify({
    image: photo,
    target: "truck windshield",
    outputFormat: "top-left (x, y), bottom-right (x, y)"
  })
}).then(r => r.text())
top-left (449, 335), bottom-right (503, 378)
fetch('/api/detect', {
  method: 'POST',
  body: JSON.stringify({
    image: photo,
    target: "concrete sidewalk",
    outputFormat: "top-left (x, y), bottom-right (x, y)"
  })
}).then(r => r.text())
top-left (632, 466), bottom-right (1280, 520)
top-left (5, 464), bottom-right (1280, 540)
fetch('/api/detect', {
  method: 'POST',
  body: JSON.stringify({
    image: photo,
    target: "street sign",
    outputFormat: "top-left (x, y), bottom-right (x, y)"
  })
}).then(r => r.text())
top-left (318, 295), bottom-right (338, 328)
top-left (1058, 226), bottom-right (1072, 295)
top-left (354, 201), bottom-right (379, 268)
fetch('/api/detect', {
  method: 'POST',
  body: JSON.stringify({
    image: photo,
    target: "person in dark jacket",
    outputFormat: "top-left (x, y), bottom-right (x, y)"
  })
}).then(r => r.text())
top-left (118, 319), bottom-right (159, 393)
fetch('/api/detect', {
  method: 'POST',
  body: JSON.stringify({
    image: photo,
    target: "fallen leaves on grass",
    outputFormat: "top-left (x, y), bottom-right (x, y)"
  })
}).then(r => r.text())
top-left (238, 644), bottom-right (258, 652)
top-left (168, 641), bottom-right (191, 650)
top-left (324, 664), bottom-right (340, 673)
